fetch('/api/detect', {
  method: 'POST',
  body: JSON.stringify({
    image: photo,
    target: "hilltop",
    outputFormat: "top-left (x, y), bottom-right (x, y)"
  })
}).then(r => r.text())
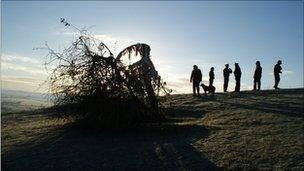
top-left (2, 88), bottom-right (304, 170)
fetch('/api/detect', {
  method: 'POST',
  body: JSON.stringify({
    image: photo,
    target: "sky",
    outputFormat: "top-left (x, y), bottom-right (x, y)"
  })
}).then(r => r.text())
top-left (1, 1), bottom-right (303, 93)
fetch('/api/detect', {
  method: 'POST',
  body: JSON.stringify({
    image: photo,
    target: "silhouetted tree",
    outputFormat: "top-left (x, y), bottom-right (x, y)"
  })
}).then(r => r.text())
top-left (43, 18), bottom-right (170, 127)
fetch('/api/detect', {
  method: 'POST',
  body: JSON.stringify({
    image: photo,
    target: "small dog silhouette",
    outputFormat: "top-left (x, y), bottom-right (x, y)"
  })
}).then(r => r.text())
top-left (200, 83), bottom-right (216, 94)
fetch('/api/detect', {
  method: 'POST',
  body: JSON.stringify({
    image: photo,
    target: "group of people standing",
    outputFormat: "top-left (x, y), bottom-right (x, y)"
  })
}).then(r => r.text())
top-left (190, 60), bottom-right (283, 96)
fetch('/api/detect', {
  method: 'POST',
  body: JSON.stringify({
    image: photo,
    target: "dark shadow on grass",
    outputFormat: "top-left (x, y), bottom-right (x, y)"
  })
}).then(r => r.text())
top-left (2, 121), bottom-right (222, 170)
top-left (208, 91), bottom-right (304, 118)
top-left (163, 107), bottom-right (204, 119)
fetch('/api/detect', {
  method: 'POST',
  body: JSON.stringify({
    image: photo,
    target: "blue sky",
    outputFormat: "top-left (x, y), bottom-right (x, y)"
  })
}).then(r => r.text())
top-left (1, 1), bottom-right (303, 93)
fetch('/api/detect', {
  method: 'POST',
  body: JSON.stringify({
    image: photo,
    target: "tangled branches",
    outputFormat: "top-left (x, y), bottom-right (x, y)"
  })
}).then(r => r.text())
top-left (45, 19), bottom-right (170, 127)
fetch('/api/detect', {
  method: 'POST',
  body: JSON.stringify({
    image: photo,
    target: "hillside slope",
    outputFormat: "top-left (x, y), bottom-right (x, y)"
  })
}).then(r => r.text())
top-left (2, 88), bottom-right (304, 170)
top-left (162, 88), bottom-right (304, 169)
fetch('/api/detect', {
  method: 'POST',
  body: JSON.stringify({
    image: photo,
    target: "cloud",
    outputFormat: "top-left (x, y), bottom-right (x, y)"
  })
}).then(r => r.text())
top-left (161, 74), bottom-right (190, 93)
top-left (1, 54), bottom-right (47, 76)
top-left (1, 62), bottom-right (47, 76)
top-left (283, 70), bottom-right (294, 75)
top-left (54, 30), bottom-right (77, 36)
top-left (1, 54), bottom-right (41, 64)
top-left (1, 76), bottom-right (46, 84)
top-left (58, 31), bottom-right (137, 55)
top-left (1, 53), bottom-right (48, 92)
top-left (1, 75), bottom-right (49, 93)
top-left (58, 31), bottom-right (117, 42)
top-left (268, 70), bottom-right (294, 75)
top-left (94, 34), bottom-right (117, 43)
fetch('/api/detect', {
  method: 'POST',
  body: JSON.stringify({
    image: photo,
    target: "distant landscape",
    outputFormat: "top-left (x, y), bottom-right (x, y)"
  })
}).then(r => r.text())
top-left (2, 88), bottom-right (303, 170)
top-left (1, 89), bottom-right (52, 114)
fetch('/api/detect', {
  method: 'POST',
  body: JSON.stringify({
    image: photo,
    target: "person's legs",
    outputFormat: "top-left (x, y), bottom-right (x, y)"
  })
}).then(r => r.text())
top-left (209, 79), bottom-right (214, 87)
top-left (235, 78), bottom-right (240, 92)
top-left (274, 75), bottom-right (280, 89)
top-left (224, 78), bottom-right (228, 92)
top-left (257, 79), bottom-right (261, 90)
top-left (253, 80), bottom-right (257, 90)
top-left (192, 82), bottom-right (196, 95)
top-left (276, 76), bottom-right (280, 88)
top-left (238, 78), bottom-right (241, 91)
top-left (196, 82), bottom-right (200, 95)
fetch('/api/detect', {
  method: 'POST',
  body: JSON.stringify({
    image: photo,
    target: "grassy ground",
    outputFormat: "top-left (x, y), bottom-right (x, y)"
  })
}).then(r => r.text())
top-left (2, 88), bottom-right (304, 170)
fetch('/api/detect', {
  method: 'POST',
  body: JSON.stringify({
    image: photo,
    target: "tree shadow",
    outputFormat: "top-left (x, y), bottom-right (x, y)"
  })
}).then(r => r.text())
top-left (163, 107), bottom-right (205, 119)
top-left (2, 121), bottom-right (222, 170)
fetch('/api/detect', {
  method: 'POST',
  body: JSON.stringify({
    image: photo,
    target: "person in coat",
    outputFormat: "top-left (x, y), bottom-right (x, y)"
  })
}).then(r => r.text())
top-left (190, 65), bottom-right (202, 96)
top-left (223, 64), bottom-right (232, 92)
top-left (253, 61), bottom-right (262, 90)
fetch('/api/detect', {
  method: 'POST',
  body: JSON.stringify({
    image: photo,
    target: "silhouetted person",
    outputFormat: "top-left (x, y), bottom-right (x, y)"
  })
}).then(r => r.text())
top-left (223, 64), bottom-right (232, 92)
top-left (209, 67), bottom-right (215, 86)
top-left (234, 63), bottom-right (242, 92)
top-left (190, 65), bottom-right (202, 96)
top-left (253, 61), bottom-right (262, 90)
top-left (274, 60), bottom-right (282, 89)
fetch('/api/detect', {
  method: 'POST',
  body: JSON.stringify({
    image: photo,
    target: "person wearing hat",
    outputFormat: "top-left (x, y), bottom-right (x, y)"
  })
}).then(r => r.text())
top-left (223, 64), bottom-right (232, 92)
top-left (190, 65), bottom-right (202, 96)
top-left (209, 67), bottom-right (215, 87)
top-left (274, 60), bottom-right (282, 89)
top-left (234, 63), bottom-right (242, 92)
top-left (253, 61), bottom-right (262, 90)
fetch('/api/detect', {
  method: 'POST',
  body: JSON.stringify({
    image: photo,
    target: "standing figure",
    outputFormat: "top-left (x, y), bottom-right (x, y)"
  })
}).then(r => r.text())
top-left (234, 63), bottom-right (242, 92)
top-left (223, 64), bottom-right (232, 92)
top-left (274, 60), bottom-right (282, 89)
top-left (190, 65), bottom-right (202, 96)
top-left (209, 67), bottom-right (215, 87)
top-left (253, 61), bottom-right (262, 90)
